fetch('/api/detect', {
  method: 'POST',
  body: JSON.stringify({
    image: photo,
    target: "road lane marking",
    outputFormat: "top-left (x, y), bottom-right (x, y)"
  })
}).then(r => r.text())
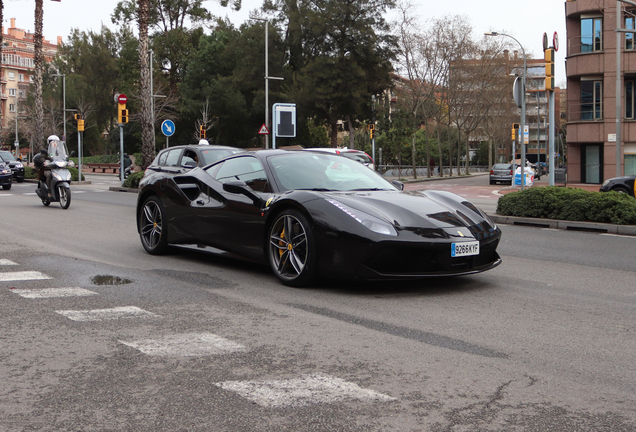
top-left (56, 306), bottom-right (159, 322)
top-left (215, 373), bottom-right (396, 408)
top-left (119, 333), bottom-right (247, 357)
top-left (600, 233), bottom-right (636, 239)
top-left (0, 271), bottom-right (51, 281)
top-left (0, 194), bottom-right (14, 197)
top-left (0, 259), bottom-right (18, 266)
top-left (12, 287), bottom-right (98, 298)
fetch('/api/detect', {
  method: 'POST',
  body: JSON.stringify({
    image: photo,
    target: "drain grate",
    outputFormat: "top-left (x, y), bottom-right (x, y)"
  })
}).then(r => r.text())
top-left (91, 275), bottom-right (133, 286)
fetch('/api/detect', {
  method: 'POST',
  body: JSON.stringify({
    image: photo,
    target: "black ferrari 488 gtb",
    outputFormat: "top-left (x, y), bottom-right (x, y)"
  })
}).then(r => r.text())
top-left (137, 149), bottom-right (502, 286)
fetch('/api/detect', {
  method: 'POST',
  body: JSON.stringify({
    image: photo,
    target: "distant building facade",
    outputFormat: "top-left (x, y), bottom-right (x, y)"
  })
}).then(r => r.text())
top-left (1, 18), bottom-right (60, 149)
top-left (566, 0), bottom-right (636, 183)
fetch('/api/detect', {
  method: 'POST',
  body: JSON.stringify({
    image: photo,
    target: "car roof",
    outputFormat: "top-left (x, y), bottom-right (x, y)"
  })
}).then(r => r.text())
top-left (159, 144), bottom-right (243, 152)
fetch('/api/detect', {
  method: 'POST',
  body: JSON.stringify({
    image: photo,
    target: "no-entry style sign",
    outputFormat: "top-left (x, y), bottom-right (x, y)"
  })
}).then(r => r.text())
top-left (117, 94), bottom-right (127, 104)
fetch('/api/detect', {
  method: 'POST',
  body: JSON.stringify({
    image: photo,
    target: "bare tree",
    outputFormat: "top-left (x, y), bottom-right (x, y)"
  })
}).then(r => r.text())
top-left (192, 99), bottom-right (218, 142)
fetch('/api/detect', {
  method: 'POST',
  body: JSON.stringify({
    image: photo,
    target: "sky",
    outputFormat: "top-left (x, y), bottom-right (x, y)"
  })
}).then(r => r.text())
top-left (3, 0), bottom-right (567, 82)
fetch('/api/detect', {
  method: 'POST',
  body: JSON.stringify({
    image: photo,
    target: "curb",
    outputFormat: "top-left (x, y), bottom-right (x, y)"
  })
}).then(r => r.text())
top-left (488, 214), bottom-right (636, 236)
top-left (22, 179), bottom-right (92, 185)
top-left (108, 186), bottom-right (138, 193)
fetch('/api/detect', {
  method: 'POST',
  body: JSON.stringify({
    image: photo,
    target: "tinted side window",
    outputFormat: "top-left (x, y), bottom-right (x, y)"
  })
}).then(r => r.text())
top-left (166, 150), bottom-right (182, 167)
top-left (215, 156), bottom-right (270, 192)
top-left (158, 151), bottom-right (169, 166)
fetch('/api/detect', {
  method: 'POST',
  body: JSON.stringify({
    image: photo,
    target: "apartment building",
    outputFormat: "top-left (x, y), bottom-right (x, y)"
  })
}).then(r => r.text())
top-left (566, 0), bottom-right (636, 183)
top-left (1, 18), bottom-right (60, 148)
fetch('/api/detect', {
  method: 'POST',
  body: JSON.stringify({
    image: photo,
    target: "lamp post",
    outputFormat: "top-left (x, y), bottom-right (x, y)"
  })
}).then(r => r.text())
top-left (250, 17), bottom-right (284, 149)
top-left (51, 72), bottom-right (66, 145)
top-left (485, 31), bottom-right (527, 190)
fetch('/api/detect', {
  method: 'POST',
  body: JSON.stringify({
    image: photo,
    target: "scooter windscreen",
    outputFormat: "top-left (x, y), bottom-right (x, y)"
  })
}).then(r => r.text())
top-left (48, 140), bottom-right (70, 161)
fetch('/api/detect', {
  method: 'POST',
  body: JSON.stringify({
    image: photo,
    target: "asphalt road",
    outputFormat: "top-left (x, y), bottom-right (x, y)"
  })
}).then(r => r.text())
top-left (0, 174), bottom-right (635, 431)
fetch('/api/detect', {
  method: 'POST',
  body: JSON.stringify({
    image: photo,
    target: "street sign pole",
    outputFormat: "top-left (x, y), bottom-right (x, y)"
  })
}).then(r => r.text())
top-left (120, 125), bottom-right (124, 185)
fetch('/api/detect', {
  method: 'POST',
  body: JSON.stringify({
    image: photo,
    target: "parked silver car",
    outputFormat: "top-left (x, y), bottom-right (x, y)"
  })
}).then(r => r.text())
top-left (489, 163), bottom-right (513, 185)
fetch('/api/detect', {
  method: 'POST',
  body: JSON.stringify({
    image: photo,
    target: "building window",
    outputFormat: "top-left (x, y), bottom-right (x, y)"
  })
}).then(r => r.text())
top-left (581, 80), bottom-right (602, 120)
top-left (581, 17), bottom-right (602, 52)
top-left (627, 80), bottom-right (635, 119)
top-left (627, 17), bottom-right (635, 49)
top-left (9, 104), bottom-right (16, 112)
top-left (18, 90), bottom-right (26, 99)
top-left (8, 72), bottom-right (15, 81)
top-left (18, 73), bottom-right (24, 82)
top-left (8, 88), bottom-right (16, 97)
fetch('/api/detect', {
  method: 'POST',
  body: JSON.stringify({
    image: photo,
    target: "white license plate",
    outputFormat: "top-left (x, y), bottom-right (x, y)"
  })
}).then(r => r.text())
top-left (451, 241), bottom-right (480, 257)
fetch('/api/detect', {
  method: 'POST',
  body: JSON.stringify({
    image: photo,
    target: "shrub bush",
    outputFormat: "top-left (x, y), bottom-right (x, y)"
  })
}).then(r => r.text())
top-left (496, 186), bottom-right (636, 225)
top-left (24, 166), bottom-right (84, 181)
top-left (123, 171), bottom-right (144, 189)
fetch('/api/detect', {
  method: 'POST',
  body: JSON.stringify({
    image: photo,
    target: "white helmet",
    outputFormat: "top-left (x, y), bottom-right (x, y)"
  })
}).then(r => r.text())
top-left (198, 139), bottom-right (210, 145)
top-left (47, 135), bottom-right (60, 144)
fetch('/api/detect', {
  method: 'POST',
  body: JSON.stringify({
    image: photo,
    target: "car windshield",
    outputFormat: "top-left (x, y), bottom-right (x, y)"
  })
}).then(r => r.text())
top-left (0, 151), bottom-right (17, 162)
top-left (268, 152), bottom-right (395, 192)
top-left (493, 164), bottom-right (511, 170)
top-left (200, 148), bottom-right (244, 165)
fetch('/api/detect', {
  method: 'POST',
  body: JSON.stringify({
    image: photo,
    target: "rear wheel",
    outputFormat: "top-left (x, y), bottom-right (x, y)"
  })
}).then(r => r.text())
top-left (267, 209), bottom-right (317, 287)
top-left (613, 186), bottom-right (629, 194)
top-left (2, 184), bottom-right (10, 190)
top-left (59, 186), bottom-right (71, 209)
top-left (139, 195), bottom-right (169, 254)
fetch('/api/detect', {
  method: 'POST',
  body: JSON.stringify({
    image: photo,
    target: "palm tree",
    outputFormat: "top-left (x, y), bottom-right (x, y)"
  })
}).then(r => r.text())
top-left (34, 0), bottom-right (44, 148)
top-left (138, 0), bottom-right (153, 169)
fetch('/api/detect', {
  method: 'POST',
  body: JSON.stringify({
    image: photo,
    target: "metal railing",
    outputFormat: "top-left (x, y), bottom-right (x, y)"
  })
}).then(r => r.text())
top-left (379, 165), bottom-right (490, 178)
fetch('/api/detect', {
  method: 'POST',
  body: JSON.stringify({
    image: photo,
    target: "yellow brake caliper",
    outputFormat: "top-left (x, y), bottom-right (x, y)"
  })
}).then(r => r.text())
top-left (279, 227), bottom-right (285, 258)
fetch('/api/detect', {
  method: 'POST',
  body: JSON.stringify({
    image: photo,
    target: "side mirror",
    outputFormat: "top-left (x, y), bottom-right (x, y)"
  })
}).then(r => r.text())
top-left (391, 180), bottom-right (404, 191)
top-left (183, 161), bottom-right (197, 169)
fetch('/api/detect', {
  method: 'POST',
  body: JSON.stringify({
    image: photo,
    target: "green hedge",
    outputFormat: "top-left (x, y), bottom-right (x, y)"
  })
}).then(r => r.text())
top-left (123, 171), bottom-right (144, 189)
top-left (496, 186), bottom-right (636, 225)
top-left (24, 166), bottom-right (85, 181)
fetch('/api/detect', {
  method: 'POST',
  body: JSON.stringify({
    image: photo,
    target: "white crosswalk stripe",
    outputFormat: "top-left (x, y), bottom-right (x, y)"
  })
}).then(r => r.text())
top-left (56, 306), bottom-right (159, 322)
top-left (0, 271), bottom-right (51, 281)
top-left (215, 373), bottom-right (396, 408)
top-left (0, 259), bottom-right (18, 265)
top-left (119, 333), bottom-right (247, 357)
top-left (12, 287), bottom-right (98, 298)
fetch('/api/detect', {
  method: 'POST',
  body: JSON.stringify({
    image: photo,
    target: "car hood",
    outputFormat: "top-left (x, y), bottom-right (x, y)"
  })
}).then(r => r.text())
top-left (325, 189), bottom-right (491, 231)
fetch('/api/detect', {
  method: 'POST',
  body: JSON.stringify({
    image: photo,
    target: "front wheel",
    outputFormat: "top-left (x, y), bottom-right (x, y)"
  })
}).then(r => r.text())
top-left (267, 210), bottom-right (317, 287)
top-left (2, 184), bottom-right (10, 190)
top-left (59, 186), bottom-right (71, 209)
top-left (139, 195), bottom-right (169, 254)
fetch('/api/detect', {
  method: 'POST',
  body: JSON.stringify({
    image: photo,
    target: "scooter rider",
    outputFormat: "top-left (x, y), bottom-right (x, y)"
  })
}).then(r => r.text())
top-left (33, 148), bottom-right (53, 194)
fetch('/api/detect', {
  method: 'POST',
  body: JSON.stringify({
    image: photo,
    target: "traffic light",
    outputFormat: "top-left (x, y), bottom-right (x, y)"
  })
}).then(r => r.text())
top-left (511, 123), bottom-right (520, 140)
top-left (118, 104), bottom-right (128, 124)
top-left (545, 48), bottom-right (555, 92)
top-left (369, 123), bottom-right (375, 139)
top-left (74, 114), bottom-right (84, 132)
top-left (199, 125), bottom-right (206, 139)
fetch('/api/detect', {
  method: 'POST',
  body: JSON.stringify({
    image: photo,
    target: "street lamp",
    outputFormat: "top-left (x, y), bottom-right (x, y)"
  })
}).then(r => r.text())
top-left (485, 31), bottom-right (527, 190)
top-left (51, 72), bottom-right (66, 144)
top-left (250, 16), bottom-right (284, 149)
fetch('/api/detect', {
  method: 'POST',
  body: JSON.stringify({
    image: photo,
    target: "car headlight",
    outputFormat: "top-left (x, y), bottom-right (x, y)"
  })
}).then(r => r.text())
top-left (602, 179), bottom-right (611, 187)
top-left (1, 168), bottom-right (10, 175)
top-left (328, 199), bottom-right (397, 236)
top-left (15, 163), bottom-right (23, 168)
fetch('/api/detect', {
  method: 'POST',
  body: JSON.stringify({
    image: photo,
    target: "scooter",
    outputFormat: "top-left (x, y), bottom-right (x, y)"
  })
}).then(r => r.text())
top-left (35, 141), bottom-right (74, 209)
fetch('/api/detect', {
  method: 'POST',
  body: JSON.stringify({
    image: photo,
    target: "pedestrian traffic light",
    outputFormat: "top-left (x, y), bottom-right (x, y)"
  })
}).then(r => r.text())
top-left (545, 48), bottom-right (555, 92)
top-left (511, 123), bottom-right (520, 140)
top-left (199, 125), bottom-right (206, 139)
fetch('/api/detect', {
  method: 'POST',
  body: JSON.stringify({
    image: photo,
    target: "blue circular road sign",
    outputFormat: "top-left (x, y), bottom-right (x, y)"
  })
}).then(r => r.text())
top-left (161, 119), bottom-right (176, 137)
